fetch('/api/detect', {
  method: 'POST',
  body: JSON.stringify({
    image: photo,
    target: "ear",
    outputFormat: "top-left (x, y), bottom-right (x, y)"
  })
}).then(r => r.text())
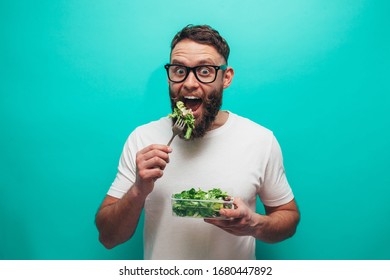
top-left (223, 67), bottom-right (234, 89)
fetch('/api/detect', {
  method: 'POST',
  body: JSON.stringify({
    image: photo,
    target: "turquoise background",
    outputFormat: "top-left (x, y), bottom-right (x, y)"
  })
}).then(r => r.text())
top-left (1, 0), bottom-right (389, 260)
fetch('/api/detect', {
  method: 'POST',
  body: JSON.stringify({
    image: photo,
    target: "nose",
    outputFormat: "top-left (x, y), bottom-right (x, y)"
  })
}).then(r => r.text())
top-left (183, 70), bottom-right (200, 89)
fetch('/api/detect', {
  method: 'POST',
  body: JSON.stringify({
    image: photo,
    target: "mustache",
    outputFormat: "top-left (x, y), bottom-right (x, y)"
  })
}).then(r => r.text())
top-left (170, 95), bottom-right (180, 103)
top-left (169, 90), bottom-right (181, 110)
top-left (169, 94), bottom-right (201, 103)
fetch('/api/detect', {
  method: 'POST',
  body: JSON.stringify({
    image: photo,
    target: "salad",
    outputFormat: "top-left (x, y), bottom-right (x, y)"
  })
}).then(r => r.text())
top-left (171, 188), bottom-right (234, 218)
top-left (168, 101), bottom-right (195, 140)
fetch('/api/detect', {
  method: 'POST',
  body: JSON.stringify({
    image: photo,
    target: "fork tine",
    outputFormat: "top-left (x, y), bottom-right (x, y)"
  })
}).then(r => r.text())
top-left (167, 118), bottom-right (187, 146)
top-left (179, 119), bottom-right (186, 128)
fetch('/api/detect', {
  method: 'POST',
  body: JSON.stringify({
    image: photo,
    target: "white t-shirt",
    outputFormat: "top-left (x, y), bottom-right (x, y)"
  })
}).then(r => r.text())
top-left (108, 112), bottom-right (294, 259)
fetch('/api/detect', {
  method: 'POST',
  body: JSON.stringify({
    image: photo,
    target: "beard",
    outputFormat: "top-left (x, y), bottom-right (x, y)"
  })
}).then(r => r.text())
top-left (169, 86), bottom-right (223, 140)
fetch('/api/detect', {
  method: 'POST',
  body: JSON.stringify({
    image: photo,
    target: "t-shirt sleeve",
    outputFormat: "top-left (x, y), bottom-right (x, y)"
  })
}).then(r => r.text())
top-left (258, 135), bottom-right (294, 207)
top-left (107, 132), bottom-right (137, 199)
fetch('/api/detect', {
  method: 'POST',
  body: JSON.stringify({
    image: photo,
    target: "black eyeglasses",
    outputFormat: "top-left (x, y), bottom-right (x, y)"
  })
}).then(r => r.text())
top-left (164, 64), bottom-right (227, 84)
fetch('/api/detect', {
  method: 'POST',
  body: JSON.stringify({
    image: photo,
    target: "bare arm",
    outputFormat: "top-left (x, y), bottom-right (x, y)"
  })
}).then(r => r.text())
top-left (95, 188), bottom-right (146, 249)
top-left (95, 144), bottom-right (172, 249)
top-left (205, 198), bottom-right (300, 243)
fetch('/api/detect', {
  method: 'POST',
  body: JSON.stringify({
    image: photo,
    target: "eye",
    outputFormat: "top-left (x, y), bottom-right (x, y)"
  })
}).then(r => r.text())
top-left (197, 66), bottom-right (213, 77)
top-left (172, 66), bottom-right (186, 76)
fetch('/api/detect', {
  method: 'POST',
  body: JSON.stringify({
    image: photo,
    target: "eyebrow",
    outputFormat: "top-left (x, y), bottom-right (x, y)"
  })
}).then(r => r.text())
top-left (171, 59), bottom-right (217, 65)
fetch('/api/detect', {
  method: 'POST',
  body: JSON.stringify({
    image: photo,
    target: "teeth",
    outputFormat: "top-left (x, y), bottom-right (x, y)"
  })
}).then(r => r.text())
top-left (184, 96), bottom-right (200, 100)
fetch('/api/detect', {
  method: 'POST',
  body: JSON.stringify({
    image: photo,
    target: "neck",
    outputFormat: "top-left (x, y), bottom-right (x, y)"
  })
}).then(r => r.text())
top-left (209, 110), bottom-right (229, 130)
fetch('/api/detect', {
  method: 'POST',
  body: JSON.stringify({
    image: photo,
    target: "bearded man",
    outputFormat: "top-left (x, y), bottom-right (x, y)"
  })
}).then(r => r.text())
top-left (95, 24), bottom-right (300, 260)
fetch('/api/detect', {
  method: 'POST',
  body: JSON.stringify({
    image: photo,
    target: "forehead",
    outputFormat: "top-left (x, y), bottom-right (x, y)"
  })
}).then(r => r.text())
top-left (170, 39), bottom-right (224, 65)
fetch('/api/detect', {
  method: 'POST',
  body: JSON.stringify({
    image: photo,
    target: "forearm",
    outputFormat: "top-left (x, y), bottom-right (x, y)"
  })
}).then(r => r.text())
top-left (208, 198), bottom-right (300, 243)
top-left (252, 209), bottom-right (300, 243)
top-left (95, 185), bottom-right (147, 249)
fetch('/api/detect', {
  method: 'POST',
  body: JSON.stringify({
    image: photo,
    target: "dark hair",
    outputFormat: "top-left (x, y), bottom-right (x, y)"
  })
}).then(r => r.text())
top-left (170, 24), bottom-right (230, 63)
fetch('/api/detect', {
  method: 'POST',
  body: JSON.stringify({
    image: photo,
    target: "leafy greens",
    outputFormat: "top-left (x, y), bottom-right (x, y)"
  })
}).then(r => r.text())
top-left (168, 101), bottom-right (195, 140)
top-left (172, 188), bottom-right (233, 218)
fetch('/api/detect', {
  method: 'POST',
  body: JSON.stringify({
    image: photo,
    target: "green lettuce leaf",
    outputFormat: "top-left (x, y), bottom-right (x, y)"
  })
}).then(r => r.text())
top-left (168, 101), bottom-right (195, 140)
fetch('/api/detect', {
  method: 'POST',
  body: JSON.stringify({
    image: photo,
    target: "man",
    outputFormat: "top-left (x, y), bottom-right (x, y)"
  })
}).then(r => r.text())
top-left (95, 24), bottom-right (300, 259)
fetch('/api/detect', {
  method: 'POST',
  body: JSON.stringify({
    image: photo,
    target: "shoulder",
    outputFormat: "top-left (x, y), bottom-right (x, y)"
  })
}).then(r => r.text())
top-left (228, 112), bottom-right (280, 157)
top-left (228, 112), bottom-right (274, 139)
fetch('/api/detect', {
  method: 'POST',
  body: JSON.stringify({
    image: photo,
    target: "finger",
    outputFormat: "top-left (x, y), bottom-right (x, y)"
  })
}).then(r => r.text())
top-left (137, 157), bottom-right (168, 182)
top-left (204, 218), bottom-right (241, 230)
top-left (138, 144), bottom-right (173, 181)
top-left (138, 167), bottom-right (164, 181)
top-left (139, 150), bottom-right (169, 163)
top-left (137, 147), bottom-right (171, 168)
top-left (144, 154), bottom-right (169, 170)
top-left (140, 144), bottom-right (172, 156)
top-left (219, 208), bottom-right (243, 219)
top-left (232, 197), bottom-right (244, 208)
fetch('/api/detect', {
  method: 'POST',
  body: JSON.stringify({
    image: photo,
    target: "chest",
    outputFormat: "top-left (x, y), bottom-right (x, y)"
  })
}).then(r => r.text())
top-left (153, 136), bottom-right (268, 204)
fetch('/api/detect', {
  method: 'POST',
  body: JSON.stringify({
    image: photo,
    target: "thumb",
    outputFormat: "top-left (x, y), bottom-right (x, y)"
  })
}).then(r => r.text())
top-left (220, 197), bottom-right (243, 218)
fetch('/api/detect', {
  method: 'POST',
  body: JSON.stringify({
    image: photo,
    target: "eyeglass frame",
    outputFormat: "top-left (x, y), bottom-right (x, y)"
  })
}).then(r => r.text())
top-left (164, 64), bottom-right (228, 84)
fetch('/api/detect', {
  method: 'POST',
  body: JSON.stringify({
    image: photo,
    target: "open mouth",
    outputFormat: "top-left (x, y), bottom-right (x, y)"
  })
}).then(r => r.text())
top-left (183, 96), bottom-right (202, 113)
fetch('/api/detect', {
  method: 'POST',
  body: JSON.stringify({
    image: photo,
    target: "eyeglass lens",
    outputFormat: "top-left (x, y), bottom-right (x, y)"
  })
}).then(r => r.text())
top-left (167, 65), bottom-right (218, 83)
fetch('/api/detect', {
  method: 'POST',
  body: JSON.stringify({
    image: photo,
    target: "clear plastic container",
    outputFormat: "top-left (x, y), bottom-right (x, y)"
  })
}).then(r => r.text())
top-left (171, 197), bottom-right (234, 219)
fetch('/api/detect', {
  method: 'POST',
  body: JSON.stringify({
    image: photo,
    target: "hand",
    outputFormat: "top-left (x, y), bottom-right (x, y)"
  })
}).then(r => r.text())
top-left (204, 197), bottom-right (263, 237)
top-left (134, 144), bottom-right (172, 196)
